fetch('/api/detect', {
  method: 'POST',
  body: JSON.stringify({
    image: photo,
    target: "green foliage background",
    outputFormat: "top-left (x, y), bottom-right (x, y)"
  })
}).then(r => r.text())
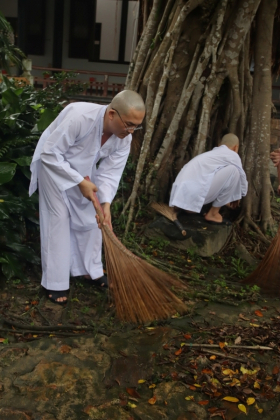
top-left (0, 73), bottom-right (84, 281)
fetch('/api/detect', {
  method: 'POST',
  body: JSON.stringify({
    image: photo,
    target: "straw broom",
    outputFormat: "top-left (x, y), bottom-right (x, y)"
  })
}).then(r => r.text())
top-left (91, 193), bottom-right (188, 324)
top-left (151, 202), bottom-right (187, 236)
top-left (242, 224), bottom-right (280, 297)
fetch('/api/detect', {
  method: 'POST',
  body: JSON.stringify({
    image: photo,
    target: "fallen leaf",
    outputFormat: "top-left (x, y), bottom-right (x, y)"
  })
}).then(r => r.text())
top-left (148, 396), bottom-right (156, 405)
top-left (255, 310), bottom-right (263, 317)
top-left (243, 388), bottom-right (253, 394)
top-left (184, 334), bottom-right (191, 339)
top-left (254, 381), bottom-right (261, 389)
top-left (230, 378), bottom-right (241, 387)
top-left (257, 408), bottom-right (263, 413)
top-left (250, 323), bottom-right (260, 327)
top-left (138, 379), bottom-right (146, 384)
top-left (194, 384), bottom-right (201, 388)
top-left (185, 396), bottom-right (195, 401)
top-left (175, 348), bottom-right (182, 356)
top-left (189, 385), bottom-right (196, 390)
top-left (265, 376), bottom-right (272, 380)
top-left (219, 342), bottom-right (227, 349)
top-left (149, 384), bottom-right (156, 389)
top-left (0, 338), bottom-right (6, 343)
top-left (272, 366), bottom-right (280, 375)
top-left (247, 397), bottom-right (255, 405)
top-left (181, 343), bottom-right (186, 347)
top-left (208, 407), bottom-right (218, 413)
top-left (239, 313), bottom-right (249, 321)
top-left (274, 385), bottom-right (280, 392)
top-left (171, 372), bottom-right (178, 380)
top-left (163, 344), bottom-right (169, 350)
top-left (127, 402), bottom-right (137, 408)
top-left (223, 396), bottom-right (239, 402)
top-left (31, 300), bottom-right (39, 305)
top-left (210, 355), bottom-right (216, 360)
top-left (202, 368), bottom-right (213, 375)
top-left (146, 327), bottom-right (155, 330)
top-left (222, 369), bottom-right (236, 376)
top-left (59, 345), bottom-right (72, 354)
top-left (126, 388), bottom-right (141, 398)
top-left (198, 400), bottom-right (209, 405)
top-left (238, 404), bottom-right (247, 414)
top-left (164, 400), bottom-right (168, 405)
top-left (235, 336), bottom-right (242, 345)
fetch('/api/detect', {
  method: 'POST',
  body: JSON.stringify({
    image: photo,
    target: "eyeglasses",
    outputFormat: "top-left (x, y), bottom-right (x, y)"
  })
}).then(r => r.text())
top-left (112, 107), bottom-right (143, 132)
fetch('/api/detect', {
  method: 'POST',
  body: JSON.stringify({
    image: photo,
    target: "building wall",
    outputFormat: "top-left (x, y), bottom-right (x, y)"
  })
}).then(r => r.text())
top-left (0, 0), bottom-right (139, 83)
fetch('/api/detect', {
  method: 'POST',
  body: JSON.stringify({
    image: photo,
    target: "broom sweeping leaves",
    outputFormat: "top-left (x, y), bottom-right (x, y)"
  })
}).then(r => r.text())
top-left (93, 194), bottom-right (187, 323)
top-left (151, 202), bottom-right (187, 236)
top-left (242, 225), bottom-right (280, 296)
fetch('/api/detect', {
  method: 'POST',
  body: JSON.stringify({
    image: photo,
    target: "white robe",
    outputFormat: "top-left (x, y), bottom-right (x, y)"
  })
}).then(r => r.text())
top-left (169, 145), bottom-right (248, 212)
top-left (29, 102), bottom-right (132, 290)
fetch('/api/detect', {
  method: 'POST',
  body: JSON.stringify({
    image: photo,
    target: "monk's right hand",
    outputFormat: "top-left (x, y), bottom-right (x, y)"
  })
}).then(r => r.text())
top-left (78, 178), bottom-right (98, 202)
top-left (270, 149), bottom-right (280, 167)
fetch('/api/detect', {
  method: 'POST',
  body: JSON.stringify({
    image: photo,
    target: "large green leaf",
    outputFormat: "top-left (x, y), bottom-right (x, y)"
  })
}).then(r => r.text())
top-left (37, 108), bottom-right (57, 131)
top-left (13, 156), bottom-right (32, 166)
top-left (1, 87), bottom-right (21, 114)
top-left (0, 162), bottom-right (17, 185)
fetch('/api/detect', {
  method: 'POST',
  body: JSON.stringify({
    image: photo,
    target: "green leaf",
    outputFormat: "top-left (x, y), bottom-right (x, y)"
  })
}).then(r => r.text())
top-left (0, 162), bottom-right (17, 185)
top-left (1, 87), bottom-right (21, 113)
top-left (12, 156), bottom-right (32, 166)
top-left (37, 108), bottom-right (57, 131)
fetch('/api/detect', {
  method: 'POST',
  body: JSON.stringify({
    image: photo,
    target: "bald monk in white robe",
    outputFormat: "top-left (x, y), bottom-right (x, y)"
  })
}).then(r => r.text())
top-left (29, 90), bottom-right (145, 303)
top-left (169, 134), bottom-right (248, 224)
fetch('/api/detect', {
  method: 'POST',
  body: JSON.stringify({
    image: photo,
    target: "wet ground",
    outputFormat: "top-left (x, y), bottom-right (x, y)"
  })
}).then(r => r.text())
top-left (0, 270), bottom-right (279, 420)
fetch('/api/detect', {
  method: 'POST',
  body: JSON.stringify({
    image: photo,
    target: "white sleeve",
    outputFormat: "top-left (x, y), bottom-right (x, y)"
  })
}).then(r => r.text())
top-left (95, 143), bottom-right (131, 204)
top-left (40, 118), bottom-right (84, 191)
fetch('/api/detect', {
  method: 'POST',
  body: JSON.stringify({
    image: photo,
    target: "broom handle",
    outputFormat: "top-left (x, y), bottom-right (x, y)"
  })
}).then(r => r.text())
top-left (173, 220), bottom-right (187, 236)
top-left (84, 176), bottom-right (105, 224)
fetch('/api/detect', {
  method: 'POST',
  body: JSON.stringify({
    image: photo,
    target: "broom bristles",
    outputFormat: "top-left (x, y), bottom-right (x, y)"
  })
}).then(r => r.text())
top-left (92, 194), bottom-right (188, 323)
top-left (151, 202), bottom-right (187, 236)
top-left (242, 225), bottom-right (280, 296)
top-left (102, 226), bottom-right (187, 323)
top-left (151, 202), bottom-right (178, 222)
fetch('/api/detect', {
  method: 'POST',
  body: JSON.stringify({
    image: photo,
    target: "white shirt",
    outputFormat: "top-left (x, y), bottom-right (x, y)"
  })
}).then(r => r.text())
top-left (29, 102), bottom-right (132, 230)
top-left (169, 145), bottom-right (248, 212)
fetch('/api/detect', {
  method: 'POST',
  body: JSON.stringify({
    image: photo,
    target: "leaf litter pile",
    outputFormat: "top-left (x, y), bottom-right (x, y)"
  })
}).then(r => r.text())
top-left (128, 313), bottom-right (280, 419)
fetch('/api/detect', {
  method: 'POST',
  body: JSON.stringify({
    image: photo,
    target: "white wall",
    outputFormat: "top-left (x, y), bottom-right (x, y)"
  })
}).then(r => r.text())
top-left (125, 1), bottom-right (139, 62)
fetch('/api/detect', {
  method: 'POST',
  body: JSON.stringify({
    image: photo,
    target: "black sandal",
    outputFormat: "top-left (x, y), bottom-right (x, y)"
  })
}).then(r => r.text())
top-left (83, 275), bottom-right (108, 289)
top-left (46, 289), bottom-right (68, 305)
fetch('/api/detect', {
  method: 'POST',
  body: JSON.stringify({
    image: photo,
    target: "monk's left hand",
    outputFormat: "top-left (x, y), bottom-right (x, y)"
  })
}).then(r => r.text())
top-left (96, 202), bottom-right (113, 231)
top-left (229, 200), bottom-right (240, 209)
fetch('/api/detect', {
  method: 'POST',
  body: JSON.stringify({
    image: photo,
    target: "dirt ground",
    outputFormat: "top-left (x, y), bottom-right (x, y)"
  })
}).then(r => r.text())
top-left (0, 240), bottom-right (279, 420)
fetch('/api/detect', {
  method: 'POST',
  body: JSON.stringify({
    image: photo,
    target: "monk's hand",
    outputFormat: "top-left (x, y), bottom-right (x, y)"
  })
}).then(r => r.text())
top-left (96, 203), bottom-right (113, 231)
top-left (229, 200), bottom-right (240, 209)
top-left (270, 149), bottom-right (280, 167)
top-left (78, 178), bottom-right (98, 201)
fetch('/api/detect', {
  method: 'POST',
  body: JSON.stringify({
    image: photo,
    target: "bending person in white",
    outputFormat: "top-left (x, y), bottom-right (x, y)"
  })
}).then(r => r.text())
top-left (169, 134), bottom-right (248, 224)
top-left (29, 91), bottom-right (145, 303)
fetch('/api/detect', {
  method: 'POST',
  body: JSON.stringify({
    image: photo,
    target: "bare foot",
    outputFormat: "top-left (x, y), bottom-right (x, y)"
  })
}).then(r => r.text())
top-left (204, 212), bottom-right (223, 223)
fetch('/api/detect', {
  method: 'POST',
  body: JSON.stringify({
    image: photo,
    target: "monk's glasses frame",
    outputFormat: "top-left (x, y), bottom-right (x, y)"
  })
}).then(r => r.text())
top-left (112, 107), bottom-right (143, 132)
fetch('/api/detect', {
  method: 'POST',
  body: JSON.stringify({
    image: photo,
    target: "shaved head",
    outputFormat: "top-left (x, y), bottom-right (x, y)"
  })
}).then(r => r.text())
top-left (109, 90), bottom-right (145, 116)
top-left (220, 133), bottom-right (239, 147)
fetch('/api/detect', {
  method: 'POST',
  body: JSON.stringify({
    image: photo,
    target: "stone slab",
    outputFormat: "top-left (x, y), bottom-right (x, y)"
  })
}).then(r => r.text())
top-left (145, 214), bottom-right (232, 257)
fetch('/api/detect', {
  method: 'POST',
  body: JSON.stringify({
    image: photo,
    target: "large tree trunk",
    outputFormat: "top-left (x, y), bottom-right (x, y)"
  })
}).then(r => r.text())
top-left (123, 0), bottom-right (278, 235)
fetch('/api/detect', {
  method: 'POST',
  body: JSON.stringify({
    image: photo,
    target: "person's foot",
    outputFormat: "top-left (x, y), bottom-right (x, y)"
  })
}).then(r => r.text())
top-left (83, 275), bottom-right (108, 288)
top-left (46, 289), bottom-right (68, 305)
top-left (204, 212), bottom-right (223, 223)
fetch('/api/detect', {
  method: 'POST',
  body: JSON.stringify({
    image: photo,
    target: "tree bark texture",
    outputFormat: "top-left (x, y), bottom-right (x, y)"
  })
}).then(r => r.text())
top-left (124, 0), bottom-right (278, 234)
